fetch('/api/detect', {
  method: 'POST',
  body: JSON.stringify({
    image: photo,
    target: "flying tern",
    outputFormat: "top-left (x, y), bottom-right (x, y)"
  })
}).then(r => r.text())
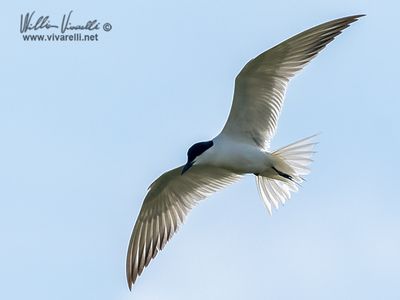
top-left (126, 14), bottom-right (363, 289)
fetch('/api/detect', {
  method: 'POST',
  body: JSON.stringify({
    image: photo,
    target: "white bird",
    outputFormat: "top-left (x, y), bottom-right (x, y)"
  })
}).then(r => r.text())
top-left (126, 14), bottom-right (363, 289)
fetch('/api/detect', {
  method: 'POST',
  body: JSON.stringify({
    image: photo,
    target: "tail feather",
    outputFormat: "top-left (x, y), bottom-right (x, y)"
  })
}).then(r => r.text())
top-left (256, 134), bottom-right (318, 215)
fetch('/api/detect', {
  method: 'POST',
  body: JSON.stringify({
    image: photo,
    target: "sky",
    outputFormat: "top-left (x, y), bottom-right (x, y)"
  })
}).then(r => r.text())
top-left (1, 1), bottom-right (399, 299)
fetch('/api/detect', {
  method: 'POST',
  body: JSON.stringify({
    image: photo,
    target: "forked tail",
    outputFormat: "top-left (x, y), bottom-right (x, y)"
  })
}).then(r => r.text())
top-left (256, 135), bottom-right (318, 215)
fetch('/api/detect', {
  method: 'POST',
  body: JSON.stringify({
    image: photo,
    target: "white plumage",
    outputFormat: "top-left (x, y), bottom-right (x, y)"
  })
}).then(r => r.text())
top-left (126, 14), bottom-right (364, 289)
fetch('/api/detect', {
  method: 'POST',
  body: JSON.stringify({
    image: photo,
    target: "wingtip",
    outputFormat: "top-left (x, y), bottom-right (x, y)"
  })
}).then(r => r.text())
top-left (126, 268), bottom-right (133, 291)
top-left (126, 258), bottom-right (132, 291)
top-left (335, 14), bottom-right (365, 24)
top-left (347, 14), bottom-right (366, 22)
top-left (127, 279), bottom-right (133, 291)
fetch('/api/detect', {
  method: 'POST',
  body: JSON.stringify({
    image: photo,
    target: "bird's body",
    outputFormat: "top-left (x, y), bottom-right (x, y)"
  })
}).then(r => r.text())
top-left (126, 14), bottom-right (364, 289)
top-left (197, 134), bottom-right (273, 174)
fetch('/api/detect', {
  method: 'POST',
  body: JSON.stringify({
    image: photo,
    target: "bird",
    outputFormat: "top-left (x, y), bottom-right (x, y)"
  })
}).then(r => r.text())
top-left (126, 14), bottom-right (364, 289)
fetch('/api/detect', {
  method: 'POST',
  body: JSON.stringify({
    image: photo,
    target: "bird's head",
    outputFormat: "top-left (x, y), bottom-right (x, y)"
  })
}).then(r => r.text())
top-left (181, 140), bottom-right (214, 175)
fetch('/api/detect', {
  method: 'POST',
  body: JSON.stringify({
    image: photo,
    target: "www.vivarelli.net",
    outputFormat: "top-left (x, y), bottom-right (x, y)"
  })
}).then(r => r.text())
top-left (22, 33), bottom-right (100, 42)
top-left (20, 10), bottom-right (112, 42)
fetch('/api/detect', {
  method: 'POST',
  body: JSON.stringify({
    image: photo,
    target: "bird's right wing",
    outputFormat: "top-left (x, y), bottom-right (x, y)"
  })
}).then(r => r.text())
top-left (221, 15), bottom-right (364, 149)
top-left (126, 165), bottom-right (241, 289)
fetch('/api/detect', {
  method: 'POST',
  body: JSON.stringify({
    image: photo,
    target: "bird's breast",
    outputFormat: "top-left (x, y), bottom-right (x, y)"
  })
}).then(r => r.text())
top-left (197, 138), bottom-right (272, 174)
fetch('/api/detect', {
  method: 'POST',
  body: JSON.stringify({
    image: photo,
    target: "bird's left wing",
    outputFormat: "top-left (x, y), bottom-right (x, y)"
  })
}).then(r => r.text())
top-left (126, 165), bottom-right (241, 289)
top-left (221, 15), bottom-right (363, 149)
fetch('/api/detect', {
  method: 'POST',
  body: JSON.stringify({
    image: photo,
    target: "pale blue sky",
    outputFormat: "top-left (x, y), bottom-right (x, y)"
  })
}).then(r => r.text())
top-left (1, 1), bottom-right (399, 299)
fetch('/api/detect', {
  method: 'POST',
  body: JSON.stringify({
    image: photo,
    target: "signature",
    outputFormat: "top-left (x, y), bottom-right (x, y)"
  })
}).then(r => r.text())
top-left (20, 11), bottom-right (100, 34)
